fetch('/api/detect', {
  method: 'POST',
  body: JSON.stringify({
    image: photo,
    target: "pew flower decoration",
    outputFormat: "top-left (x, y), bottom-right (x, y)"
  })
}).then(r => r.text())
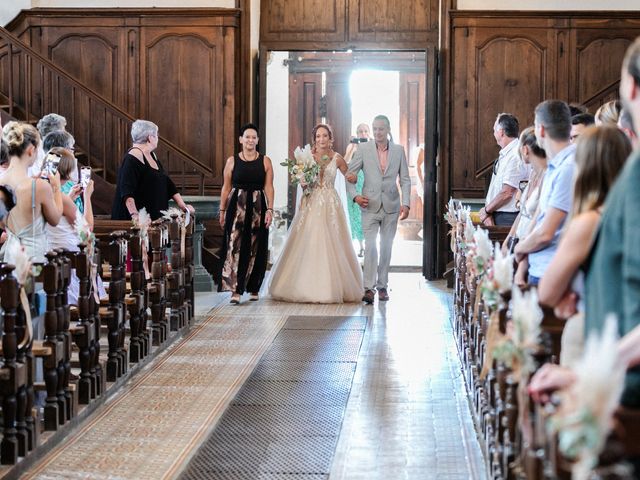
top-left (74, 213), bottom-right (95, 252)
top-left (133, 207), bottom-right (152, 248)
top-left (444, 197), bottom-right (457, 228)
top-left (460, 216), bottom-right (475, 252)
top-left (469, 227), bottom-right (493, 277)
top-left (549, 316), bottom-right (625, 480)
top-left (492, 287), bottom-right (542, 376)
top-left (444, 198), bottom-right (458, 253)
top-left (6, 242), bottom-right (34, 348)
top-left (280, 144), bottom-right (320, 195)
top-left (481, 244), bottom-right (514, 310)
top-left (160, 207), bottom-right (185, 225)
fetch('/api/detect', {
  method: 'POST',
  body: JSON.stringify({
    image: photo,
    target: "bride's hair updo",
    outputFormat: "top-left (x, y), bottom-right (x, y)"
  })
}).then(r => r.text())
top-left (2, 121), bottom-right (40, 158)
top-left (311, 123), bottom-right (333, 147)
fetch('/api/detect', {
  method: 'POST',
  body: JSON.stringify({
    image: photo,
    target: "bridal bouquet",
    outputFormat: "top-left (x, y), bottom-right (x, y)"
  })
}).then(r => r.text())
top-left (280, 144), bottom-right (320, 195)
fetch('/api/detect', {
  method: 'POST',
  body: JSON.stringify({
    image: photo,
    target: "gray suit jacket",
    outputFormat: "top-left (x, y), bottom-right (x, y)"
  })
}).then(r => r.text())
top-left (346, 140), bottom-right (411, 214)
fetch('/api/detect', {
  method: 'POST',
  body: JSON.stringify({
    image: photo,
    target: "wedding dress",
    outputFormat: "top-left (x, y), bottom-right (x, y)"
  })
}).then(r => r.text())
top-left (269, 154), bottom-right (363, 303)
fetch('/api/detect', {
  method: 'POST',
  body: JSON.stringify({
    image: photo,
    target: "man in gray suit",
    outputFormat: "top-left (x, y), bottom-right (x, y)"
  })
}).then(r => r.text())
top-left (346, 115), bottom-right (411, 304)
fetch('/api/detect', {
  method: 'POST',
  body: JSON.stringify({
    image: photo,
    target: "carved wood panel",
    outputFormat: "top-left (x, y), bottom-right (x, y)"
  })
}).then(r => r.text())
top-left (261, 0), bottom-right (437, 47)
top-left (570, 30), bottom-right (638, 111)
top-left (261, 0), bottom-right (346, 43)
top-left (139, 26), bottom-right (227, 187)
top-left (347, 0), bottom-right (435, 43)
top-left (451, 26), bottom-right (555, 197)
top-left (6, 10), bottom-right (240, 195)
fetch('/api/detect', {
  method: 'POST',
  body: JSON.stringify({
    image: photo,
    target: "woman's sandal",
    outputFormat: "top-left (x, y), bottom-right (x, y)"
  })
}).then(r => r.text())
top-left (249, 293), bottom-right (259, 301)
top-left (230, 294), bottom-right (241, 305)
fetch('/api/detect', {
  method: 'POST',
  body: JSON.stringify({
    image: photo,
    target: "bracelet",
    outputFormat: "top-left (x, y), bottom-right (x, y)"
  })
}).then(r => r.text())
top-left (219, 209), bottom-right (226, 213)
top-left (266, 208), bottom-right (273, 212)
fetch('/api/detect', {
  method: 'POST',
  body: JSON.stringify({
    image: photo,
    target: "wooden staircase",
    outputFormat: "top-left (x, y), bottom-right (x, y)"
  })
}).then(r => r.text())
top-left (0, 26), bottom-right (212, 213)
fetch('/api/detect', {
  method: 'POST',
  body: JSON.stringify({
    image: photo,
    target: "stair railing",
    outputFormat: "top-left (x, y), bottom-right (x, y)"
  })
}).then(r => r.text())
top-left (0, 26), bottom-right (210, 194)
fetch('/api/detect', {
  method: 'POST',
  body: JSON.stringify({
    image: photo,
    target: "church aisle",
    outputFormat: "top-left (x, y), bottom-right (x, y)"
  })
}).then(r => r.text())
top-left (22, 273), bottom-right (485, 479)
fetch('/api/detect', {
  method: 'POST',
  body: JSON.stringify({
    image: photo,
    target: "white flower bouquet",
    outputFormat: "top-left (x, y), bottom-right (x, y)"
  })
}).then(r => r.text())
top-left (280, 144), bottom-right (320, 195)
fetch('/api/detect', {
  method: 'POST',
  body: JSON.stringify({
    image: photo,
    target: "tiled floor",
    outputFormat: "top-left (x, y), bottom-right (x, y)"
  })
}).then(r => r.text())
top-left (21, 273), bottom-right (486, 480)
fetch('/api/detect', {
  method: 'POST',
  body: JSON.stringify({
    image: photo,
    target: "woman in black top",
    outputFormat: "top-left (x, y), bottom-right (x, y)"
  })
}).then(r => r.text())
top-left (219, 123), bottom-right (274, 304)
top-left (112, 119), bottom-right (193, 221)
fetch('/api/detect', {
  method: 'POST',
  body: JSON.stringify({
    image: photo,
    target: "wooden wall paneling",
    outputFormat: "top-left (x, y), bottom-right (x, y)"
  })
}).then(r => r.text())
top-left (138, 24), bottom-right (228, 193)
top-left (569, 27), bottom-right (640, 110)
top-left (347, 0), bottom-right (436, 43)
top-left (261, 0), bottom-right (346, 44)
top-left (450, 24), bottom-right (556, 197)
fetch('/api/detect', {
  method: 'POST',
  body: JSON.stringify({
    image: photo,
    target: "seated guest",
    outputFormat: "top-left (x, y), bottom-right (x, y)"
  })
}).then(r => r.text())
top-left (514, 100), bottom-right (575, 286)
top-left (478, 113), bottom-right (528, 226)
top-left (595, 99), bottom-right (622, 126)
top-left (42, 129), bottom-right (75, 153)
top-left (568, 103), bottom-right (588, 117)
top-left (31, 113), bottom-right (68, 176)
top-left (112, 119), bottom-right (193, 220)
top-left (503, 127), bottom-right (547, 252)
top-left (0, 138), bottom-right (8, 179)
top-left (37, 113), bottom-right (67, 139)
top-left (538, 126), bottom-right (631, 365)
top-left (569, 112), bottom-right (595, 143)
top-left (584, 38), bottom-right (640, 409)
top-left (46, 147), bottom-right (95, 304)
top-left (618, 107), bottom-right (638, 148)
top-left (0, 122), bottom-right (62, 264)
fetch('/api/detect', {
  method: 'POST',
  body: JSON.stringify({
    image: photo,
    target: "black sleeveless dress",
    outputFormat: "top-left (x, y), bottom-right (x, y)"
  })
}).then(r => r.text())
top-left (220, 154), bottom-right (269, 294)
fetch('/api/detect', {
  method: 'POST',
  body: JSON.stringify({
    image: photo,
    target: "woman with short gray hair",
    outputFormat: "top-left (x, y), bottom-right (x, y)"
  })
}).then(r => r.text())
top-left (36, 113), bottom-right (67, 138)
top-left (111, 119), bottom-right (193, 220)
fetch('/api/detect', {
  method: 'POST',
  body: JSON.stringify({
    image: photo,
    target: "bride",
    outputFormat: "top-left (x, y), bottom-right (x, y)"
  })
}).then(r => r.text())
top-left (269, 124), bottom-right (363, 303)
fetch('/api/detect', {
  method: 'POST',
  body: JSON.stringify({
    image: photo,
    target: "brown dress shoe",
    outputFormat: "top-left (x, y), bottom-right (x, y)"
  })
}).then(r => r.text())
top-left (362, 289), bottom-right (375, 304)
top-left (378, 288), bottom-right (389, 301)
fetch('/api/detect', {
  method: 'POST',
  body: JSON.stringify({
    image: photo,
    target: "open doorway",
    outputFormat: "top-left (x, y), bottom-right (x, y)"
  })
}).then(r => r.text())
top-left (265, 50), bottom-right (427, 270)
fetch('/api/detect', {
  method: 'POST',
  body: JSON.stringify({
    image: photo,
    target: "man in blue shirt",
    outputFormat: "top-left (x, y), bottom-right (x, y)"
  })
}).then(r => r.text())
top-left (514, 100), bottom-right (576, 285)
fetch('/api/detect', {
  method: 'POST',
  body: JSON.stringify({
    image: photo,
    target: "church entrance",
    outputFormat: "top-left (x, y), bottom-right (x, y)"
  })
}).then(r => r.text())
top-left (262, 50), bottom-right (437, 276)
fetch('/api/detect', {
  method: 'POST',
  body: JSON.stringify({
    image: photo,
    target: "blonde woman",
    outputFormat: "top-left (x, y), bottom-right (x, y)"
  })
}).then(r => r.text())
top-left (538, 126), bottom-right (631, 365)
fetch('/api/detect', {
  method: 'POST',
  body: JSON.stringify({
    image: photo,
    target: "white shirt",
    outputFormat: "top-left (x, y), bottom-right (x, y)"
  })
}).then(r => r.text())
top-left (485, 139), bottom-right (528, 213)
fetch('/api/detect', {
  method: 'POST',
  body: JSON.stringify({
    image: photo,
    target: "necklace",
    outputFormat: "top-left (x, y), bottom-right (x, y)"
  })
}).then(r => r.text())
top-left (241, 150), bottom-right (259, 161)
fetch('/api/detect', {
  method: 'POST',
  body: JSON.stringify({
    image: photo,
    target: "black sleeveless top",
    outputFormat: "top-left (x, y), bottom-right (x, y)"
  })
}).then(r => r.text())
top-left (232, 153), bottom-right (265, 190)
top-left (112, 149), bottom-right (178, 221)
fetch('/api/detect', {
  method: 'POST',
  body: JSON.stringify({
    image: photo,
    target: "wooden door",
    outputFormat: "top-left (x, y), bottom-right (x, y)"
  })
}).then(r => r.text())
top-left (287, 71), bottom-right (322, 218)
top-left (399, 72), bottom-right (425, 227)
top-left (325, 71), bottom-right (352, 156)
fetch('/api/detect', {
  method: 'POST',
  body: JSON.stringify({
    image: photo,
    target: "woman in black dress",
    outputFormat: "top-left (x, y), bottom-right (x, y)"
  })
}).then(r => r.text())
top-left (112, 119), bottom-right (193, 221)
top-left (219, 123), bottom-right (274, 304)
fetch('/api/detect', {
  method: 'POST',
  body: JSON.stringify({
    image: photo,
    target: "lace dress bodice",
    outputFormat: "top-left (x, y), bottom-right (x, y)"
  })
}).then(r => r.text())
top-left (317, 154), bottom-right (338, 188)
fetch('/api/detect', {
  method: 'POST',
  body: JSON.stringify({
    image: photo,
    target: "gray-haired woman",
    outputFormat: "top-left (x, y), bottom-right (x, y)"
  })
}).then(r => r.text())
top-left (112, 119), bottom-right (192, 220)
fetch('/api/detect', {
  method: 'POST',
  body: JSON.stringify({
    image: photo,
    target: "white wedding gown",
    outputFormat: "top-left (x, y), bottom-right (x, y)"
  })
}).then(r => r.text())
top-left (269, 154), bottom-right (363, 303)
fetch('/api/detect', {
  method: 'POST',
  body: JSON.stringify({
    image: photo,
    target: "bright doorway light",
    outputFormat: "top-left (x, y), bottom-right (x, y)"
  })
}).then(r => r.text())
top-left (349, 70), bottom-right (400, 139)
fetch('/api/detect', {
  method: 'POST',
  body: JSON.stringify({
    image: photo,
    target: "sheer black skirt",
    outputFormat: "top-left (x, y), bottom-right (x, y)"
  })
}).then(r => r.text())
top-left (219, 187), bottom-right (269, 294)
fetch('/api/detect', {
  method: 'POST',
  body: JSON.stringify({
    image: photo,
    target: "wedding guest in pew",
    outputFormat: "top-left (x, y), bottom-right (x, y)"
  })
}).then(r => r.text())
top-left (30, 113), bottom-right (68, 177)
top-left (530, 36), bottom-right (640, 423)
top-left (0, 138), bottom-right (9, 179)
top-left (0, 121), bottom-right (63, 264)
top-left (569, 112), bottom-right (595, 143)
top-left (538, 126), bottom-right (631, 366)
top-left (514, 100), bottom-right (576, 286)
top-left (618, 107), bottom-right (639, 149)
top-left (42, 129), bottom-right (75, 154)
top-left (46, 147), bottom-right (96, 304)
top-left (501, 127), bottom-right (547, 274)
top-left (595, 99), bottom-right (622, 126)
top-left (478, 113), bottom-right (528, 226)
top-left (111, 119), bottom-right (193, 221)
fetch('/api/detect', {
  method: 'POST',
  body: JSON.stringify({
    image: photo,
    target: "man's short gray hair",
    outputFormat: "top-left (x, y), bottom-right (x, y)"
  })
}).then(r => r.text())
top-left (37, 113), bottom-right (67, 138)
top-left (131, 120), bottom-right (158, 144)
top-left (43, 130), bottom-right (75, 152)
